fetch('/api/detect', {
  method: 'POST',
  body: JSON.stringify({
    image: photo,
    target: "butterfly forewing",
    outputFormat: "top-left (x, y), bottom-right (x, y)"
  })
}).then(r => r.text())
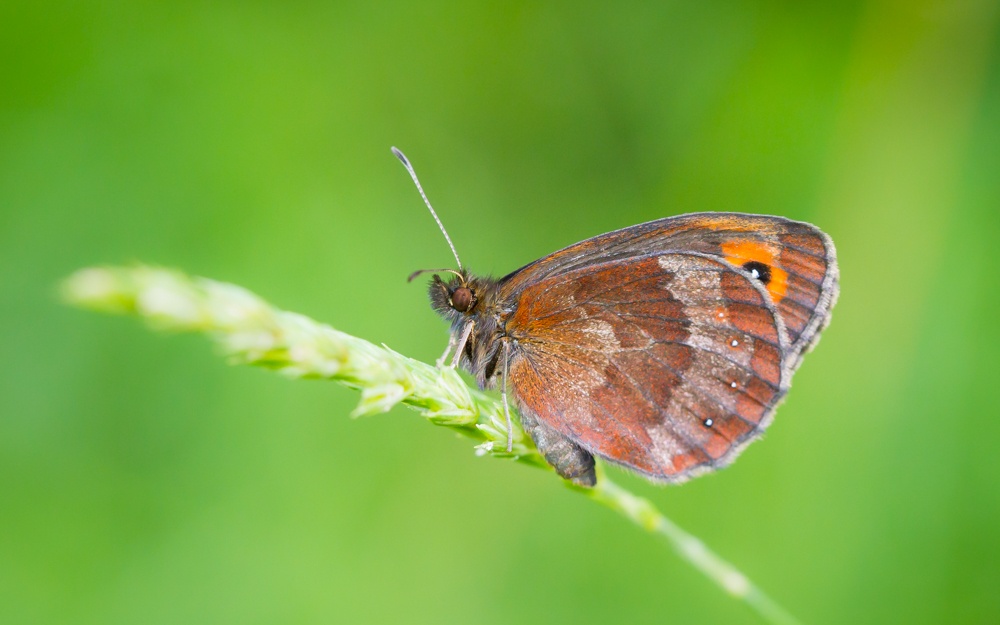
top-left (501, 213), bottom-right (838, 368)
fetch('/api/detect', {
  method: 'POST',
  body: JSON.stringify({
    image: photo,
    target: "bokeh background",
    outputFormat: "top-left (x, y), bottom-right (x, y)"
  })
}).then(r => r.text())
top-left (3, 1), bottom-right (1000, 623)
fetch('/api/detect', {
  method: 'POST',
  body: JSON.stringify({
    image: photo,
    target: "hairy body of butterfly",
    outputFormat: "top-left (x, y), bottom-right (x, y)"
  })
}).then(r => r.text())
top-left (428, 212), bottom-right (839, 488)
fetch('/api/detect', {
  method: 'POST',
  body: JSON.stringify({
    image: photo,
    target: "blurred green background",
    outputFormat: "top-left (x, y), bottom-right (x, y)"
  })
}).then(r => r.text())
top-left (3, 1), bottom-right (1000, 623)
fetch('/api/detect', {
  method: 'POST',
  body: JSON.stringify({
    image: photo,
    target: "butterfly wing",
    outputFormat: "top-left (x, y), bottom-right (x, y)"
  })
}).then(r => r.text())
top-left (500, 213), bottom-right (838, 482)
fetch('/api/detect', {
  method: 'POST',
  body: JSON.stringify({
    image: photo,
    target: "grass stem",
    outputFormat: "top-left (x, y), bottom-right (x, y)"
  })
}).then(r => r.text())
top-left (63, 265), bottom-right (801, 625)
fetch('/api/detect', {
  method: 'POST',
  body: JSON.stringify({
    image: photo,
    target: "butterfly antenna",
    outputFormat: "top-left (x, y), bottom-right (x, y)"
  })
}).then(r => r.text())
top-left (391, 147), bottom-right (463, 271)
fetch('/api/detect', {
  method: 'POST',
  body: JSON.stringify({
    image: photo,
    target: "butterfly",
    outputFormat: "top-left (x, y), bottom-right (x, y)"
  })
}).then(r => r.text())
top-left (394, 148), bottom-right (839, 487)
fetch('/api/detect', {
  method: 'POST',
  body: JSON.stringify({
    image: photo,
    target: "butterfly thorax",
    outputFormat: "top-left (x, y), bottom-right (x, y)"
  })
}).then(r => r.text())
top-left (428, 271), bottom-right (512, 390)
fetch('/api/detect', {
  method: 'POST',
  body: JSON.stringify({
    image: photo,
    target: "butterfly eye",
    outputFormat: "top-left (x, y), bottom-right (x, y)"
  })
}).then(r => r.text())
top-left (742, 260), bottom-right (772, 285)
top-left (451, 287), bottom-right (474, 312)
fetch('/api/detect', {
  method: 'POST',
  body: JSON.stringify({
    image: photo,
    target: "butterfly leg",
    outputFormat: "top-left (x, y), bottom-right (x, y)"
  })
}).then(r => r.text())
top-left (519, 410), bottom-right (596, 488)
top-left (450, 321), bottom-right (474, 369)
top-left (436, 332), bottom-right (457, 368)
top-left (501, 341), bottom-right (513, 453)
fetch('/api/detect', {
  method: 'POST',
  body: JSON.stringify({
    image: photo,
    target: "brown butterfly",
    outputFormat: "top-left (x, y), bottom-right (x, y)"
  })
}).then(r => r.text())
top-left (394, 148), bottom-right (839, 488)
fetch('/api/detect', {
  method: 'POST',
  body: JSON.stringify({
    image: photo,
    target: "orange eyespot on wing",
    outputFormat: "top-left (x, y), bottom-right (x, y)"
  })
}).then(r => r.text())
top-left (720, 240), bottom-right (789, 304)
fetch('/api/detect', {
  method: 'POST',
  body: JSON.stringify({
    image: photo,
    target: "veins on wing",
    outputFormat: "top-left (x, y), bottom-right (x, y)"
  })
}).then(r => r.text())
top-left (524, 341), bottom-right (752, 468)
top-left (522, 267), bottom-right (673, 323)
top-left (603, 357), bottom-right (718, 461)
top-left (641, 348), bottom-right (758, 431)
top-left (525, 348), bottom-right (654, 457)
top-left (523, 323), bottom-right (782, 394)
top-left (526, 329), bottom-right (764, 435)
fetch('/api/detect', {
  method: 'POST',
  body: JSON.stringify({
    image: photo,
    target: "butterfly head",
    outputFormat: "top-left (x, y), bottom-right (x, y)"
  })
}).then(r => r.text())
top-left (427, 269), bottom-right (479, 317)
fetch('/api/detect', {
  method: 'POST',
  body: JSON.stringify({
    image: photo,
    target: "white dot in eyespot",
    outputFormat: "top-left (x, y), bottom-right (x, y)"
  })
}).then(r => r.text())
top-left (730, 339), bottom-right (739, 347)
top-left (730, 381), bottom-right (738, 388)
top-left (704, 418), bottom-right (714, 427)
top-left (751, 268), bottom-right (760, 279)
top-left (717, 312), bottom-right (724, 318)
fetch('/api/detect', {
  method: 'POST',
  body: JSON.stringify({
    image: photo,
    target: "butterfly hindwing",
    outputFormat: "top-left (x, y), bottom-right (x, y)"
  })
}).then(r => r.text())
top-left (505, 252), bottom-right (788, 482)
